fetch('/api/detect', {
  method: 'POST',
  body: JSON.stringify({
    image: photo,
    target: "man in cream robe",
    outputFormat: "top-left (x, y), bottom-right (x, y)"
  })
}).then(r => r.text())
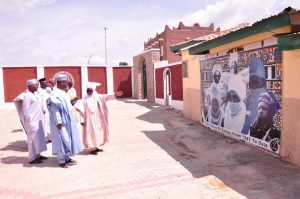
top-left (47, 74), bottom-right (83, 168)
top-left (37, 77), bottom-right (51, 142)
top-left (76, 82), bottom-right (122, 155)
top-left (14, 79), bottom-right (47, 164)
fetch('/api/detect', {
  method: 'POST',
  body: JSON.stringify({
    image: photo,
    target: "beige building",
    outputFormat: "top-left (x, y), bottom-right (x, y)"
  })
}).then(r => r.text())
top-left (171, 8), bottom-right (300, 166)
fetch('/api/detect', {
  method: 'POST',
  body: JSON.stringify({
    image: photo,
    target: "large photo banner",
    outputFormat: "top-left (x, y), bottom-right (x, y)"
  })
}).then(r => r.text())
top-left (200, 46), bottom-right (281, 154)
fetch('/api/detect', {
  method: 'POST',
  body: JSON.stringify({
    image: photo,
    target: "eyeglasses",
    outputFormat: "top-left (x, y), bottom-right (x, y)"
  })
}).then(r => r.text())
top-left (87, 89), bottom-right (93, 93)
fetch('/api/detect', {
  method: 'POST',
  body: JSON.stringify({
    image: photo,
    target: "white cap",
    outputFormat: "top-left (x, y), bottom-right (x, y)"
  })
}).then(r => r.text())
top-left (227, 75), bottom-right (246, 100)
top-left (56, 74), bottom-right (68, 82)
top-left (26, 79), bottom-right (38, 86)
top-left (86, 82), bottom-right (101, 90)
top-left (212, 64), bottom-right (222, 75)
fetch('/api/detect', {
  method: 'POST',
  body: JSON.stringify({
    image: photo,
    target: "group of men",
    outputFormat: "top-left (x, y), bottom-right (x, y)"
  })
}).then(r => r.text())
top-left (14, 74), bottom-right (122, 168)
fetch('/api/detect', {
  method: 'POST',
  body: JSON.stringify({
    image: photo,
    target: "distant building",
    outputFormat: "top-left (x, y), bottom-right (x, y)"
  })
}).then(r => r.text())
top-left (133, 22), bottom-right (220, 104)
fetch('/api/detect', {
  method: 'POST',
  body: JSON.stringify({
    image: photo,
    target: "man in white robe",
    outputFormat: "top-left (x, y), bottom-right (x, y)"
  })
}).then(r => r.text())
top-left (47, 74), bottom-right (83, 168)
top-left (223, 75), bottom-right (247, 133)
top-left (14, 79), bottom-right (47, 164)
top-left (76, 82), bottom-right (122, 155)
top-left (37, 77), bottom-right (51, 142)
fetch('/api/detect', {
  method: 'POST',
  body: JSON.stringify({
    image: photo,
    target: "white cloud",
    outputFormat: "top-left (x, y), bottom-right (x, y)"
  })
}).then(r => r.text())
top-left (179, 0), bottom-right (300, 30)
top-left (0, 0), bottom-right (56, 12)
top-left (1, 0), bottom-right (300, 66)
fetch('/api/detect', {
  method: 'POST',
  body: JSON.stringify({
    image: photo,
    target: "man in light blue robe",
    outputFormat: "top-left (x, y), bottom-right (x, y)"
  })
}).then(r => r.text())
top-left (47, 74), bottom-right (83, 168)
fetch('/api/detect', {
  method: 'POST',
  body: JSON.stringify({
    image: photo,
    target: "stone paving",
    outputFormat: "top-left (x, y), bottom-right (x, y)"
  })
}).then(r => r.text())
top-left (0, 99), bottom-right (300, 199)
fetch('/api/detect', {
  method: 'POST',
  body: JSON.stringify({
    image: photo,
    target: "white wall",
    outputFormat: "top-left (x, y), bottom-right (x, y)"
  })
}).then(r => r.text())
top-left (0, 67), bottom-right (4, 103)
top-left (81, 66), bottom-right (88, 96)
top-left (106, 66), bottom-right (114, 94)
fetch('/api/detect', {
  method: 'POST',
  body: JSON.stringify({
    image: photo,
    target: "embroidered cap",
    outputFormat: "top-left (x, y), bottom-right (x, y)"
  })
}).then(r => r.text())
top-left (26, 79), bottom-right (38, 86)
top-left (56, 74), bottom-right (68, 82)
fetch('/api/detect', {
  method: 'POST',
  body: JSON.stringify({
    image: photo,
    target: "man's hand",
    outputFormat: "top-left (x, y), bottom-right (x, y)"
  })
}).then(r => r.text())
top-left (56, 124), bottom-right (62, 130)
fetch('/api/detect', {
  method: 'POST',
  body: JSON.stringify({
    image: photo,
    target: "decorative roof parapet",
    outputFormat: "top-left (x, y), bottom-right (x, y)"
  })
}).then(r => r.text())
top-left (144, 22), bottom-right (219, 49)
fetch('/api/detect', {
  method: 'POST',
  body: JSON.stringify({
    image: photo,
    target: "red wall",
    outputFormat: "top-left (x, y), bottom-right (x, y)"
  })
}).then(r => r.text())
top-left (113, 67), bottom-right (132, 98)
top-left (155, 68), bottom-right (164, 99)
top-left (155, 64), bottom-right (183, 101)
top-left (87, 67), bottom-right (107, 94)
top-left (170, 64), bottom-right (183, 101)
top-left (3, 67), bottom-right (37, 102)
top-left (44, 67), bottom-right (82, 98)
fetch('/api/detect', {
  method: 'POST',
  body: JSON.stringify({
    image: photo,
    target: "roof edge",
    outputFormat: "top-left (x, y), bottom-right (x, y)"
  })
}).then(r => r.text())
top-left (189, 12), bottom-right (291, 55)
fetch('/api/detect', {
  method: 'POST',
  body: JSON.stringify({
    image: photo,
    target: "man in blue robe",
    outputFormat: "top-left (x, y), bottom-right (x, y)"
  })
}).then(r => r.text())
top-left (47, 74), bottom-right (83, 168)
top-left (242, 57), bottom-right (267, 134)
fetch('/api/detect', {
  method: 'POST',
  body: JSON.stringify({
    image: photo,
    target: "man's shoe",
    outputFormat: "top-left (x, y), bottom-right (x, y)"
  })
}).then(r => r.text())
top-left (38, 156), bottom-right (48, 160)
top-left (89, 150), bottom-right (98, 155)
top-left (66, 158), bottom-right (77, 164)
top-left (95, 148), bottom-right (104, 152)
top-left (59, 163), bottom-right (68, 168)
top-left (29, 159), bottom-right (43, 164)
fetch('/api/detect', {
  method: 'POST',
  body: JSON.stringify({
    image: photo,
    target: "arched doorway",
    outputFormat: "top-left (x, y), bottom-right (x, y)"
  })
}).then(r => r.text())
top-left (142, 60), bottom-right (147, 99)
top-left (163, 68), bottom-right (171, 106)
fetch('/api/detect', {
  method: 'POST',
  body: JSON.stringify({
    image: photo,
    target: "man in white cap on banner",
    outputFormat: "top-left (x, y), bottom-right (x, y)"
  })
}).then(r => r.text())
top-left (223, 75), bottom-right (247, 133)
top-left (76, 82), bottom-right (122, 155)
top-left (14, 79), bottom-right (48, 164)
top-left (47, 74), bottom-right (83, 168)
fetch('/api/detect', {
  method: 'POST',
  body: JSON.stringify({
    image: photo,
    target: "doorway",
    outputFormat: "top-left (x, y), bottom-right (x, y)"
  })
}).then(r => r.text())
top-left (142, 61), bottom-right (147, 99)
top-left (163, 68), bottom-right (171, 106)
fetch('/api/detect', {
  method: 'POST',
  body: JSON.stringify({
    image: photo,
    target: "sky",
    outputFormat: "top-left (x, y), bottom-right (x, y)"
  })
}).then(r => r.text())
top-left (0, 0), bottom-right (299, 66)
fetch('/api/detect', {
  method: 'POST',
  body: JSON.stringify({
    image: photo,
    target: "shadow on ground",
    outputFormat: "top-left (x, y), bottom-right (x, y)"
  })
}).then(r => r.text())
top-left (11, 128), bottom-right (24, 133)
top-left (120, 99), bottom-right (300, 199)
top-left (0, 140), bottom-right (28, 152)
top-left (1, 156), bottom-right (61, 168)
top-left (0, 140), bottom-right (62, 168)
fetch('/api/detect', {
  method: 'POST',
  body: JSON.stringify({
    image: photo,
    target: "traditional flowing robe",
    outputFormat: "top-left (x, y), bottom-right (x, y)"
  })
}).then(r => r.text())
top-left (67, 89), bottom-right (80, 123)
top-left (76, 94), bottom-right (114, 148)
top-left (47, 88), bottom-right (83, 156)
top-left (14, 91), bottom-right (47, 161)
top-left (38, 87), bottom-right (51, 140)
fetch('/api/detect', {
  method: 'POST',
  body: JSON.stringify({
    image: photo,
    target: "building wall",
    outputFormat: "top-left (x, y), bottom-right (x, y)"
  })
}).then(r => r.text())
top-left (169, 64), bottom-right (183, 100)
top-left (0, 65), bottom-right (133, 103)
top-left (154, 61), bottom-right (183, 110)
top-left (181, 51), bottom-right (201, 122)
top-left (113, 67), bottom-right (132, 98)
top-left (155, 68), bottom-right (164, 99)
top-left (3, 67), bottom-right (37, 102)
top-left (166, 28), bottom-right (217, 63)
top-left (87, 67), bottom-right (107, 94)
top-left (144, 23), bottom-right (219, 64)
top-left (44, 66), bottom-right (82, 98)
top-left (134, 22), bottom-right (219, 103)
top-left (281, 49), bottom-right (300, 165)
top-left (132, 50), bottom-right (160, 102)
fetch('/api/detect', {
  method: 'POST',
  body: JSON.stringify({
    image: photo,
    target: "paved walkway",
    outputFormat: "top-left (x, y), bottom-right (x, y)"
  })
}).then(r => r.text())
top-left (0, 99), bottom-right (300, 199)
